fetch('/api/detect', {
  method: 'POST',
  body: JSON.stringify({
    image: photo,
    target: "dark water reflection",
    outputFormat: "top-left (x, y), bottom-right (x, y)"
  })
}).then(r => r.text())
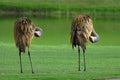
top-left (0, 17), bottom-right (120, 46)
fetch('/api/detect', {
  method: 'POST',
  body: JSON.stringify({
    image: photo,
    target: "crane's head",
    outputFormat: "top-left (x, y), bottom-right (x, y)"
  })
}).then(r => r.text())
top-left (34, 27), bottom-right (42, 37)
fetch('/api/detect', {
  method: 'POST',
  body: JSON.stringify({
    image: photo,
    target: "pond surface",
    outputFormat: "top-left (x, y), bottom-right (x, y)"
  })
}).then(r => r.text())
top-left (0, 17), bottom-right (120, 46)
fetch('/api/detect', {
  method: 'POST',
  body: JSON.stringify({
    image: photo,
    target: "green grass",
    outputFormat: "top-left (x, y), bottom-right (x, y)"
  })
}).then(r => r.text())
top-left (0, 43), bottom-right (120, 80)
top-left (1, 0), bottom-right (120, 19)
top-left (1, 0), bottom-right (120, 11)
top-left (0, 0), bottom-right (120, 79)
top-left (1, 0), bottom-right (120, 7)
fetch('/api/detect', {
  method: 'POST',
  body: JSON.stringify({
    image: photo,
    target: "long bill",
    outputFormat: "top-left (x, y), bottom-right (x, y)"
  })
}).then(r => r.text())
top-left (34, 27), bottom-right (42, 37)
top-left (89, 29), bottom-right (99, 43)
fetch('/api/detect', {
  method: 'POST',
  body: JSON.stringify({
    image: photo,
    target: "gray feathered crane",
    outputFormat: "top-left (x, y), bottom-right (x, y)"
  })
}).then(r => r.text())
top-left (71, 14), bottom-right (99, 71)
top-left (14, 17), bottom-right (42, 73)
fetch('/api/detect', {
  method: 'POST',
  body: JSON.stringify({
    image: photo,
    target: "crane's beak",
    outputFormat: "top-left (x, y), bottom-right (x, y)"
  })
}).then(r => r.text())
top-left (34, 27), bottom-right (42, 37)
top-left (89, 29), bottom-right (99, 43)
top-left (89, 35), bottom-right (99, 43)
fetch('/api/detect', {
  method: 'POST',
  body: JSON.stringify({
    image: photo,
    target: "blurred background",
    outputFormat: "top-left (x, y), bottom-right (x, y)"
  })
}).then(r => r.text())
top-left (0, 0), bottom-right (120, 46)
top-left (0, 1), bottom-right (120, 79)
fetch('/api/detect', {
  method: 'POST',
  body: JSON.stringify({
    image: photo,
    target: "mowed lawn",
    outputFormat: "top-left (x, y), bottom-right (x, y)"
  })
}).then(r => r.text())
top-left (0, 43), bottom-right (120, 80)
top-left (1, 0), bottom-right (120, 8)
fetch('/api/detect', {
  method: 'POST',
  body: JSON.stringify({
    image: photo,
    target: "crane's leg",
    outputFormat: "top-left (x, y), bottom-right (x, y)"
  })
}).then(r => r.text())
top-left (19, 49), bottom-right (23, 73)
top-left (83, 49), bottom-right (86, 71)
top-left (78, 46), bottom-right (80, 71)
top-left (28, 47), bottom-right (34, 73)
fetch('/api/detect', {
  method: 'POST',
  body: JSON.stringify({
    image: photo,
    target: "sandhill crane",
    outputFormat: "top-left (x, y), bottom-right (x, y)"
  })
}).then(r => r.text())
top-left (14, 17), bottom-right (42, 73)
top-left (71, 14), bottom-right (99, 71)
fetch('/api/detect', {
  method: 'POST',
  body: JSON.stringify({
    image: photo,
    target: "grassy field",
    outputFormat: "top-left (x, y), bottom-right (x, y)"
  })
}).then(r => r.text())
top-left (1, 0), bottom-right (120, 8)
top-left (0, 43), bottom-right (120, 80)
top-left (1, 18), bottom-right (120, 79)
top-left (0, 0), bottom-right (120, 79)
top-left (1, 0), bottom-right (120, 19)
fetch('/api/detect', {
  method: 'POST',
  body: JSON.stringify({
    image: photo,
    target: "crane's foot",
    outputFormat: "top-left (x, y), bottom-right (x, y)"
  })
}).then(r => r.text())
top-left (78, 68), bottom-right (81, 71)
top-left (20, 71), bottom-right (23, 73)
top-left (32, 71), bottom-right (34, 74)
top-left (84, 68), bottom-right (86, 71)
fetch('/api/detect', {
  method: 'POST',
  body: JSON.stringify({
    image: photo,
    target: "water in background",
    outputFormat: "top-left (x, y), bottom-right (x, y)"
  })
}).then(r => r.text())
top-left (0, 17), bottom-right (120, 46)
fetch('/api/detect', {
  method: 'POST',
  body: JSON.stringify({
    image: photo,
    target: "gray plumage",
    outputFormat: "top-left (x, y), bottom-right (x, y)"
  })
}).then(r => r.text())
top-left (71, 14), bottom-right (99, 71)
top-left (14, 17), bottom-right (42, 73)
